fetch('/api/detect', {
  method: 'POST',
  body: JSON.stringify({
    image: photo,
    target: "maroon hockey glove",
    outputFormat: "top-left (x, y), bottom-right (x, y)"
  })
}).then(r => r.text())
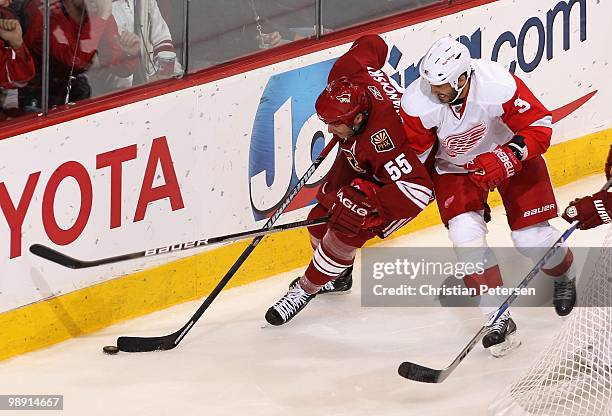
top-left (329, 185), bottom-right (378, 237)
top-left (350, 178), bottom-right (385, 229)
top-left (562, 190), bottom-right (612, 230)
top-left (316, 181), bottom-right (339, 210)
top-left (605, 145), bottom-right (611, 180)
top-left (465, 146), bottom-right (522, 191)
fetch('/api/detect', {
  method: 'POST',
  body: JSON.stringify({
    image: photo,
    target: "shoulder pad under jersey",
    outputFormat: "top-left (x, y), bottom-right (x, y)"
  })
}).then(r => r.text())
top-left (400, 78), bottom-right (441, 128)
top-left (471, 59), bottom-right (517, 105)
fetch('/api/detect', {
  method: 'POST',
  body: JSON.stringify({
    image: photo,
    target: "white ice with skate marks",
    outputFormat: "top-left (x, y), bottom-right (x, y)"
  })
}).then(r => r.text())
top-left (0, 174), bottom-right (609, 416)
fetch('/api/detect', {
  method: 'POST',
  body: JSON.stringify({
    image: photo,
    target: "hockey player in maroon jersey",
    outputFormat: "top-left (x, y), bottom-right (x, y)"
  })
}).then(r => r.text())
top-left (562, 145), bottom-right (612, 229)
top-left (265, 34), bottom-right (434, 326)
top-left (400, 37), bottom-right (577, 356)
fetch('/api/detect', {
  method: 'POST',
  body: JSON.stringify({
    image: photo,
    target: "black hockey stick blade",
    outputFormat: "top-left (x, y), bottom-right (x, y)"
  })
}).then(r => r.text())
top-left (117, 332), bottom-right (179, 352)
top-left (116, 318), bottom-right (200, 352)
top-left (398, 362), bottom-right (445, 383)
top-left (398, 177), bottom-right (612, 383)
top-left (398, 325), bottom-right (485, 383)
top-left (111, 138), bottom-right (339, 353)
top-left (30, 244), bottom-right (94, 269)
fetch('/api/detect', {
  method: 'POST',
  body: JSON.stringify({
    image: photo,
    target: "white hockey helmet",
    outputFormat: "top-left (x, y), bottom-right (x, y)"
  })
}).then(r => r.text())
top-left (419, 37), bottom-right (472, 94)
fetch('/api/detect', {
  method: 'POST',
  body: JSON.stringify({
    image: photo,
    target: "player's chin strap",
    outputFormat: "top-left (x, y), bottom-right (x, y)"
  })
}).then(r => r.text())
top-left (351, 111), bottom-right (369, 135)
top-left (449, 70), bottom-right (472, 105)
top-left (339, 111), bottom-right (369, 144)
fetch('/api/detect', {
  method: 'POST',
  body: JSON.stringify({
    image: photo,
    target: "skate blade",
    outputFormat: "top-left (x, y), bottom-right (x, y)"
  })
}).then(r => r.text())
top-left (489, 333), bottom-right (522, 358)
top-left (320, 289), bottom-right (352, 296)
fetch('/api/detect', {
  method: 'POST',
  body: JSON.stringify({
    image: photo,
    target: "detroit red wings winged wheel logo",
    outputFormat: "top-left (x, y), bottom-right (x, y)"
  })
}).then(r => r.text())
top-left (442, 122), bottom-right (487, 157)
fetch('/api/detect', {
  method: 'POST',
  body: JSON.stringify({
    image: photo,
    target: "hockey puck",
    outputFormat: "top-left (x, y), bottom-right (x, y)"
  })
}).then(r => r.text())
top-left (102, 345), bottom-right (119, 355)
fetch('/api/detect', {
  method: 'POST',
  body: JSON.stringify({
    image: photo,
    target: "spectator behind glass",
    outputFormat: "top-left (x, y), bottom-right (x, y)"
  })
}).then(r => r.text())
top-left (0, 0), bottom-right (35, 120)
top-left (253, 0), bottom-right (320, 40)
top-left (20, 0), bottom-right (141, 109)
top-left (188, 0), bottom-right (283, 69)
top-left (89, 0), bottom-right (181, 95)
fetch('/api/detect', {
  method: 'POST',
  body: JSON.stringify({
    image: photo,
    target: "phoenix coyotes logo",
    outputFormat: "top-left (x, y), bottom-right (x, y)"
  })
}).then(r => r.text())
top-left (370, 129), bottom-right (395, 153)
top-left (443, 122), bottom-right (487, 157)
top-left (341, 146), bottom-right (366, 174)
top-left (336, 93), bottom-right (351, 103)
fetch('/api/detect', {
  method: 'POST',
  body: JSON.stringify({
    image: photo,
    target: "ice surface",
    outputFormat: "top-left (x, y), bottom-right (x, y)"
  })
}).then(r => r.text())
top-left (0, 174), bottom-right (609, 416)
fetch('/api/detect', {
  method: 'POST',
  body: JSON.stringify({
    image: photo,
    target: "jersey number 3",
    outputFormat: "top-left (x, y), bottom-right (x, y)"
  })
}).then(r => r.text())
top-left (384, 153), bottom-right (412, 180)
top-left (514, 98), bottom-right (531, 114)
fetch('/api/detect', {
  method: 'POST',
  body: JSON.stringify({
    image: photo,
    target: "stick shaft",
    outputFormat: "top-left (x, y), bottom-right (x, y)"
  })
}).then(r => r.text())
top-left (30, 216), bottom-right (329, 269)
top-left (117, 138), bottom-right (338, 352)
top-left (399, 177), bottom-right (612, 382)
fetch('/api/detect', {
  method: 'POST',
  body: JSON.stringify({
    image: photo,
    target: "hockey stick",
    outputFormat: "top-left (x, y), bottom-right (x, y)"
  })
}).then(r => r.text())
top-left (115, 138), bottom-right (338, 352)
top-left (398, 177), bottom-right (612, 383)
top-left (29, 216), bottom-right (329, 269)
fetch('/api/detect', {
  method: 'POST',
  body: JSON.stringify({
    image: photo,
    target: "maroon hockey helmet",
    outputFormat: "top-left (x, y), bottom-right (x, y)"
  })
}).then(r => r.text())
top-left (315, 76), bottom-right (370, 126)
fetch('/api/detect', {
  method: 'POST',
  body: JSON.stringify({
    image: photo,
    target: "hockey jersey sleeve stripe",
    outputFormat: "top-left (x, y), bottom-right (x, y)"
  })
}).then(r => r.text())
top-left (417, 147), bottom-right (433, 164)
top-left (399, 180), bottom-right (433, 196)
top-left (394, 181), bottom-right (434, 209)
top-left (397, 184), bottom-right (430, 209)
top-left (412, 181), bottom-right (434, 198)
top-left (399, 106), bottom-right (438, 155)
top-left (530, 115), bottom-right (552, 128)
top-left (381, 219), bottom-right (403, 234)
top-left (381, 218), bottom-right (411, 237)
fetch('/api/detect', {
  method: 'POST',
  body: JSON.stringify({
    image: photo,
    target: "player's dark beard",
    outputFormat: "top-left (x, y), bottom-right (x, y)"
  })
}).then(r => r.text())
top-left (447, 89), bottom-right (460, 104)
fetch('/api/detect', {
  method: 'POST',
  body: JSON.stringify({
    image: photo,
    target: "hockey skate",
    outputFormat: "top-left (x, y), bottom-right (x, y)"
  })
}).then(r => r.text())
top-left (482, 310), bottom-right (521, 358)
top-left (265, 279), bottom-right (316, 326)
top-left (553, 277), bottom-right (577, 316)
top-left (290, 266), bottom-right (353, 295)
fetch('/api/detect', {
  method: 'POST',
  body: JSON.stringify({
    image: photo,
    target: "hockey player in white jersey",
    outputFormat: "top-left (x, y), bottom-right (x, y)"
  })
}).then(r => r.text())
top-left (400, 37), bottom-right (577, 356)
